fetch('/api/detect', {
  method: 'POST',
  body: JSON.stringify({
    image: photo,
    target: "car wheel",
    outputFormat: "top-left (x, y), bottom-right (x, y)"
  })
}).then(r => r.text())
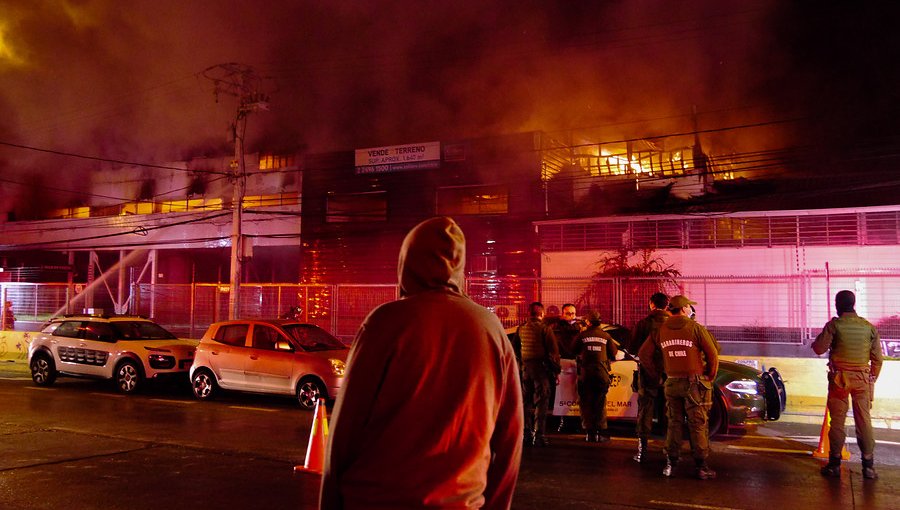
top-left (115, 359), bottom-right (143, 394)
top-left (191, 369), bottom-right (218, 400)
top-left (30, 353), bottom-right (57, 386)
top-left (296, 378), bottom-right (325, 410)
top-left (708, 392), bottom-right (728, 437)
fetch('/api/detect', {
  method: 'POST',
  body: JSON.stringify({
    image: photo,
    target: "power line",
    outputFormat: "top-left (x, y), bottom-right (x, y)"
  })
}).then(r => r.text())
top-left (0, 140), bottom-right (230, 176)
top-left (0, 211), bottom-right (233, 249)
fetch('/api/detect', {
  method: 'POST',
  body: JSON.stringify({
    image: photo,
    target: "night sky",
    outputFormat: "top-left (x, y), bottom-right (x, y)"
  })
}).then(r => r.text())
top-left (1, 1), bottom-right (899, 210)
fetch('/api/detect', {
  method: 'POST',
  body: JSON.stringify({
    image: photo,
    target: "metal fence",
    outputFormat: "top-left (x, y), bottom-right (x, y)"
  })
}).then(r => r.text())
top-left (127, 283), bottom-right (399, 338)
top-left (472, 273), bottom-right (900, 345)
top-left (3, 272), bottom-right (899, 347)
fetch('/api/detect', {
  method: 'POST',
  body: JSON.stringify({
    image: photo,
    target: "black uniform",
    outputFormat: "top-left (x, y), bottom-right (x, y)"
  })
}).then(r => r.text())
top-left (518, 317), bottom-right (560, 444)
top-left (630, 309), bottom-right (670, 441)
top-left (571, 325), bottom-right (617, 440)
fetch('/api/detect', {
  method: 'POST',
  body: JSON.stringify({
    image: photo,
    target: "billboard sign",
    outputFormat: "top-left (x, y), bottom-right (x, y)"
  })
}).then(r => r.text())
top-left (355, 141), bottom-right (441, 174)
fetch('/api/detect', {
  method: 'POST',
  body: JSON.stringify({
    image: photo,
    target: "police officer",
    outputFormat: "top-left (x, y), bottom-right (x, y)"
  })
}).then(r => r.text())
top-left (549, 303), bottom-right (584, 432)
top-left (629, 292), bottom-right (670, 462)
top-left (551, 303), bottom-right (583, 358)
top-left (812, 290), bottom-right (883, 479)
top-left (639, 294), bottom-right (718, 480)
top-left (517, 301), bottom-right (561, 447)
top-left (571, 310), bottom-right (617, 442)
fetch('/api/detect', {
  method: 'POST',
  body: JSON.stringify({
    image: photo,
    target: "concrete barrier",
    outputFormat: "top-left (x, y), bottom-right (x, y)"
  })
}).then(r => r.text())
top-left (0, 331), bottom-right (32, 361)
top-left (722, 355), bottom-right (900, 425)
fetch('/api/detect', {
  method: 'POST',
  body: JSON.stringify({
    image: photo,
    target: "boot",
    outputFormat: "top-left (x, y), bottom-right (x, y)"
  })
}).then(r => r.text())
top-left (820, 456), bottom-right (841, 478)
top-left (585, 431), bottom-right (597, 443)
top-left (533, 434), bottom-right (550, 447)
top-left (862, 457), bottom-right (878, 480)
top-left (695, 460), bottom-right (717, 480)
top-left (633, 438), bottom-right (648, 463)
top-left (662, 456), bottom-right (677, 477)
top-left (523, 430), bottom-right (533, 448)
top-left (595, 430), bottom-right (610, 443)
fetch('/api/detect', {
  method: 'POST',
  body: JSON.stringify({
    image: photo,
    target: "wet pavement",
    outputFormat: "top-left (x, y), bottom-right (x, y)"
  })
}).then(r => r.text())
top-left (1, 364), bottom-right (899, 509)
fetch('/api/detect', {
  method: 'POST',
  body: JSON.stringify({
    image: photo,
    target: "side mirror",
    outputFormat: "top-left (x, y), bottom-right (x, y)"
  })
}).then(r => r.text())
top-left (275, 340), bottom-right (294, 352)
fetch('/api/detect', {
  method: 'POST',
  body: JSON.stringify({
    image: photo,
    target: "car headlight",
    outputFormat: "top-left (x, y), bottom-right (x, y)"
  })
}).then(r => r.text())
top-left (148, 354), bottom-right (176, 369)
top-left (725, 378), bottom-right (759, 395)
top-left (329, 359), bottom-right (346, 376)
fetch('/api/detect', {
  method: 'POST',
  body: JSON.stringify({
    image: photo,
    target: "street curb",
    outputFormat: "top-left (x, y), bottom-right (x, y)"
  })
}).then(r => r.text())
top-left (781, 411), bottom-right (898, 430)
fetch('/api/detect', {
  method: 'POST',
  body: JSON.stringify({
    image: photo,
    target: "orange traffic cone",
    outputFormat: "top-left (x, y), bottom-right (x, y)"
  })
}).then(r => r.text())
top-left (294, 398), bottom-right (329, 474)
top-left (812, 408), bottom-right (851, 460)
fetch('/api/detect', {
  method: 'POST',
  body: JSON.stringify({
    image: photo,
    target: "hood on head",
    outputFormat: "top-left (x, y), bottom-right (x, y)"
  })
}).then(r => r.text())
top-left (398, 216), bottom-right (465, 297)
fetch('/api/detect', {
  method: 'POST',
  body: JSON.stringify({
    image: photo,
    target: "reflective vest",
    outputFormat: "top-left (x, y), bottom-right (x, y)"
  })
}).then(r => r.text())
top-left (518, 318), bottom-right (547, 362)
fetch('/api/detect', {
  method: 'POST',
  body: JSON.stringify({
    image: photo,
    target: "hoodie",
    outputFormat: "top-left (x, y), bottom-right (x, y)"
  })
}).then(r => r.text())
top-left (320, 217), bottom-right (524, 510)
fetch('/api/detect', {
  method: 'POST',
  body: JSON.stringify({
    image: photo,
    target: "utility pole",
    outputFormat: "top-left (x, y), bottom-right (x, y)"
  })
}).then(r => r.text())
top-left (203, 63), bottom-right (270, 319)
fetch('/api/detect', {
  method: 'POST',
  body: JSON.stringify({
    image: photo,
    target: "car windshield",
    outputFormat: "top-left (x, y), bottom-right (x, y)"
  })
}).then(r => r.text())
top-left (111, 321), bottom-right (178, 340)
top-left (282, 324), bottom-right (345, 351)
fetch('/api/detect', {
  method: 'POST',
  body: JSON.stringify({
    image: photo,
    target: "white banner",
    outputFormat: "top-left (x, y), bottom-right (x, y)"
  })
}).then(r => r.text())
top-left (553, 358), bottom-right (639, 418)
top-left (355, 141), bottom-right (440, 173)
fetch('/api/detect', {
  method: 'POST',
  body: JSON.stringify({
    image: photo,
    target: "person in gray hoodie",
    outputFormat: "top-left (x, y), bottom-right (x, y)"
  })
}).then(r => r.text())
top-left (320, 216), bottom-right (524, 510)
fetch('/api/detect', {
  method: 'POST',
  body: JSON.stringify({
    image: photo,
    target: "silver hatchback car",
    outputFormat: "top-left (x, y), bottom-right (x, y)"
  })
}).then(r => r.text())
top-left (189, 319), bottom-right (348, 409)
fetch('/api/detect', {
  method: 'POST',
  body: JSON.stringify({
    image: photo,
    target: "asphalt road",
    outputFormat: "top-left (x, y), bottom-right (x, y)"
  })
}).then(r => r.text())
top-left (1, 367), bottom-right (899, 509)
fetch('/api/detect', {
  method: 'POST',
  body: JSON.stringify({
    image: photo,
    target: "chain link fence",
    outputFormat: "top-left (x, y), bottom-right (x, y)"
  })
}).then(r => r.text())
top-left (3, 272), bottom-right (899, 353)
top-left (476, 274), bottom-right (900, 346)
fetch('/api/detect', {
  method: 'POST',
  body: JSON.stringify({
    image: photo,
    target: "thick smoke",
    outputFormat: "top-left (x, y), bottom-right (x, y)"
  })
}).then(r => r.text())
top-left (0, 0), bottom-right (896, 213)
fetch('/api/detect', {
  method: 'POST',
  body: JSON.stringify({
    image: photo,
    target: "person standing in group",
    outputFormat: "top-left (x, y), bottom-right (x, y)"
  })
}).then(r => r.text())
top-left (639, 295), bottom-right (719, 480)
top-left (320, 217), bottom-right (523, 510)
top-left (2, 301), bottom-right (14, 331)
top-left (550, 303), bottom-right (582, 358)
top-left (629, 292), bottom-right (670, 462)
top-left (548, 303), bottom-right (583, 432)
top-left (571, 310), bottom-right (617, 443)
top-left (812, 290), bottom-right (883, 480)
top-left (518, 301), bottom-right (561, 447)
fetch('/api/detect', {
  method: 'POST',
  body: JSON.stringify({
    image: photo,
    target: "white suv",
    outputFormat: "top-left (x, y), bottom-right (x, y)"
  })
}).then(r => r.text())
top-left (28, 315), bottom-right (198, 393)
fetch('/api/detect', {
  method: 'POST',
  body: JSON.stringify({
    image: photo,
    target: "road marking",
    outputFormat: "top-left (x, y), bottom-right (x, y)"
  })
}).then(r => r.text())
top-left (25, 386), bottom-right (53, 390)
top-left (727, 445), bottom-right (813, 454)
top-left (650, 501), bottom-right (744, 510)
top-left (229, 405), bottom-right (278, 412)
top-left (90, 392), bottom-right (125, 398)
top-left (149, 398), bottom-right (195, 405)
top-left (0, 376), bottom-right (30, 380)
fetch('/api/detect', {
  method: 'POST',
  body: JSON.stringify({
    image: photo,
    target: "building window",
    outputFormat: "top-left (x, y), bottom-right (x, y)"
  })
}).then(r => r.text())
top-left (90, 204), bottom-right (121, 217)
top-left (259, 153), bottom-right (296, 170)
top-left (48, 207), bottom-right (90, 219)
top-left (864, 211), bottom-right (899, 245)
top-left (243, 193), bottom-right (300, 209)
top-left (436, 185), bottom-right (508, 216)
top-left (799, 214), bottom-right (858, 246)
top-left (120, 202), bottom-right (155, 215)
top-left (159, 198), bottom-right (207, 213)
top-left (326, 191), bottom-right (387, 223)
